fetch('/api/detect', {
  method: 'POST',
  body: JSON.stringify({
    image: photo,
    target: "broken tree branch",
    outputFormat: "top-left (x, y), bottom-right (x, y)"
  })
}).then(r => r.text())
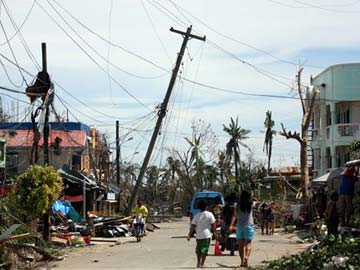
top-left (280, 123), bottom-right (303, 144)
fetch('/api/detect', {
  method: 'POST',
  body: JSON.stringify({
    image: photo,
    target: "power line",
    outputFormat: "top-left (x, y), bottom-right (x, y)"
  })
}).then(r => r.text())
top-left (49, 0), bottom-right (300, 102)
top-left (292, 0), bottom-right (360, 12)
top-left (0, 0), bottom-right (35, 46)
top-left (0, 51), bottom-right (148, 122)
top-left (265, 0), bottom-right (360, 13)
top-left (140, 0), bottom-right (173, 65)
top-left (148, 0), bottom-right (188, 29)
top-left (146, 0), bottom-right (297, 88)
top-left (50, 0), bottom-right (171, 74)
top-left (46, 0), bottom-right (165, 80)
top-left (207, 40), bottom-right (294, 88)
top-left (0, 5), bottom-right (28, 86)
top-left (0, 57), bottom-right (24, 88)
top-left (55, 93), bottom-right (111, 125)
top-left (169, 0), bottom-right (323, 69)
top-left (35, 0), bottom-right (152, 112)
top-left (1, 0), bottom-right (41, 71)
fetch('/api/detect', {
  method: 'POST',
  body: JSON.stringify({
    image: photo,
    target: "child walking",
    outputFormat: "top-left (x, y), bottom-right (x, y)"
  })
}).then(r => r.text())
top-left (187, 200), bottom-right (217, 268)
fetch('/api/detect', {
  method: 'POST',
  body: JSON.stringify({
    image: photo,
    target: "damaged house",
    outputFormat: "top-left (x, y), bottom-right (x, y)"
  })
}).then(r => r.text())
top-left (0, 122), bottom-right (113, 214)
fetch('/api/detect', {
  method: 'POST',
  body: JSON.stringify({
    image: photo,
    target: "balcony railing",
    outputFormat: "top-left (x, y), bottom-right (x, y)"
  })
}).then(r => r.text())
top-left (337, 123), bottom-right (359, 136)
top-left (325, 123), bottom-right (360, 141)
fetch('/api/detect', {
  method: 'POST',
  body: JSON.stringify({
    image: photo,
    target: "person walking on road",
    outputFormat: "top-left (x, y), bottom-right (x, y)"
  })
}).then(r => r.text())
top-left (231, 190), bottom-right (256, 268)
top-left (260, 202), bottom-right (272, 235)
top-left (187, 199), bottom-right (217, 268)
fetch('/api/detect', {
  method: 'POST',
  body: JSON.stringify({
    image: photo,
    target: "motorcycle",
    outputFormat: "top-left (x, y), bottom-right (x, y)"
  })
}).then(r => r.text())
top-left (220, 225), bottom-right (238, 256)
top-left (133, 215), bottom-right (145, 242)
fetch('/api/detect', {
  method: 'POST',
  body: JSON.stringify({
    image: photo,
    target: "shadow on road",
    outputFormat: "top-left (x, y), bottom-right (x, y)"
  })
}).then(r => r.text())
top-left (166, 265), bottom-right (239, 269)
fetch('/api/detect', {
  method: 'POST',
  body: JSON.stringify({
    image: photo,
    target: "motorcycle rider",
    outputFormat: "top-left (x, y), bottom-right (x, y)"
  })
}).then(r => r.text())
top-left (132, 199), bottom-right (148, 237)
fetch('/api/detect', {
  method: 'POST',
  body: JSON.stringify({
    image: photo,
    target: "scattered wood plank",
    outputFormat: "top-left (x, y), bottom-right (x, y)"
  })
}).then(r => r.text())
top-left (90, 237), bottom-right (121, 243)
top-left (151, 223), bottom-right (160, 229)
top-left (0, 224), bottom-right (21, 241)
top-left (0, 233), bottom-right (31, 243)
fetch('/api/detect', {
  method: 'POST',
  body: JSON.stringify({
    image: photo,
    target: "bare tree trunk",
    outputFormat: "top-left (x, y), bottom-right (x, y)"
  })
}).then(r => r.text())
top-left (268, 140), bottom-right (272, 174)
top-left (301, 135), bottom-right (310, 198)
top-left (234, 146), bottom-right (240, 186)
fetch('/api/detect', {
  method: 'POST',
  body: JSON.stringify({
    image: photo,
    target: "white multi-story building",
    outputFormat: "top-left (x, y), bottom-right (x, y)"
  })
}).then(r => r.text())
top-left (311, 63), bottom-right (360, 178)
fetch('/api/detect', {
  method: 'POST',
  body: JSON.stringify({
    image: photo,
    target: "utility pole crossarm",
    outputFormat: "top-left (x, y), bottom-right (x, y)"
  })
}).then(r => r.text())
top-left (125, 26), bottom-right (205, 215)
top-left (170, 27), bottom-right (206, 42)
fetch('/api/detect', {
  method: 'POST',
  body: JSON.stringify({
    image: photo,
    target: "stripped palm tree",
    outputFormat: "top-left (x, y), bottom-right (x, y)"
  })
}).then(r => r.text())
top-left (185, 135), bottom-right (204, 191)
top-left (223, 117), bottom-right (251, 186)
top-left (263, 110), bottom-right (276, 174)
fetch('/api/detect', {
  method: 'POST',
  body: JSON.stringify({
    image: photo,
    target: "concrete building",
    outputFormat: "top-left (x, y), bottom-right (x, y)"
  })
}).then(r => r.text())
top-left (311, 63), bottom-right (360, 178)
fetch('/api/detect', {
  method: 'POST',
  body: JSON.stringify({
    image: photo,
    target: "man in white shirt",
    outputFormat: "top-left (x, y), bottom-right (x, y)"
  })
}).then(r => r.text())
top-left (187, 200), bottom-right (217, 268)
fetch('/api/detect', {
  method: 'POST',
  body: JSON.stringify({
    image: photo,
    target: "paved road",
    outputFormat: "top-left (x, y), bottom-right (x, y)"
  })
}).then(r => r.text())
top-left (48, 218), bottom-right (309, 270)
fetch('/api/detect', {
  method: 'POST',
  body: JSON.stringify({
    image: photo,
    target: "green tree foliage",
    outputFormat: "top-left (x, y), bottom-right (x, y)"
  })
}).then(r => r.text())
top-left (267, 235), bottom-right (360, 270)
top-left (349, 139), bottom-right (360, 159)
top-left (11, 165), bottom-right (63, 222)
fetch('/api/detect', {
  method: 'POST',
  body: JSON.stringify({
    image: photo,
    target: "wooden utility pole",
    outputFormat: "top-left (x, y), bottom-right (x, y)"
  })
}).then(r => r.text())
top-left (125, 26), bottom-right (205, 215)
top-left (42, 43), bottom-right (50, 165)
top-left (116, 120), bottom-right (120, 186)
top-left (115, 120), bottom-right (121, 212)
top-left (41, 42), bottom-right (51, 242)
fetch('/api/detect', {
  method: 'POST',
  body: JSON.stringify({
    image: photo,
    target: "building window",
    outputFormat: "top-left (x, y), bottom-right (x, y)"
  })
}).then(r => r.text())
top-left (326, 148), bottom-right (331, 169)
top-left (72, 155), bottom-right (81, 171)
top-left (326, 106), bottom-right (331, 126)
top-left (6, 152), bottom-right (18, 174)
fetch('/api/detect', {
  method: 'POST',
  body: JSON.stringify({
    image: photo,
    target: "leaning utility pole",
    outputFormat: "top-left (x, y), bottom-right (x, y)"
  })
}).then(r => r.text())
top-left (125, 26), bottom-right (205, 215)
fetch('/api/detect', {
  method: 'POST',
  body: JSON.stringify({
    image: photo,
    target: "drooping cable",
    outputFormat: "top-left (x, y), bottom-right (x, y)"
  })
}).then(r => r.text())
top-left (45, 0), bottom-right (165, 80)
top-left (1, 0), bottom-right (41, 71)
top-left (35, 0), bottom-right (152, 112)
top-left (0, 6), bottom-right (28, 86)
top-left (140, 0), bottom-right (172, 65)
top-left (168, 0), bottom-right (323, 69)
top-left (50, 0), bottom-right (171, 73)
top-left (0, 0), bottom-right (35, 46)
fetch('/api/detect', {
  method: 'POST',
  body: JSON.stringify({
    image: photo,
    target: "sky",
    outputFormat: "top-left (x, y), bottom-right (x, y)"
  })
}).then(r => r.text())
top-left (1, 0), bottom-right (360, 169)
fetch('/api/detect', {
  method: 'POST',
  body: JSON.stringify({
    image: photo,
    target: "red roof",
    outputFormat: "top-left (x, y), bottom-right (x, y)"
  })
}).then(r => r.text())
top-left (0, 129), bottom-right (87, 147)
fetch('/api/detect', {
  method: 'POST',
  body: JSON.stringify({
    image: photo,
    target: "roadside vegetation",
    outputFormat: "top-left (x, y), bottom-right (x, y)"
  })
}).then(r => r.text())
top-left (0, 165), bottom-right (63, 269)
top-left (265, 235), bottom-right (360, 270)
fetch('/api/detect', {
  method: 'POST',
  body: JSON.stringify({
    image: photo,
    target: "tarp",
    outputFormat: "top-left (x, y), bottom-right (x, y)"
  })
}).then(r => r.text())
top-left (345, 159), bottom-right (360, 167)
top-left (312, 172), bottom-right (331, 183)
top-left (311, 168), bottom-right (342, 190)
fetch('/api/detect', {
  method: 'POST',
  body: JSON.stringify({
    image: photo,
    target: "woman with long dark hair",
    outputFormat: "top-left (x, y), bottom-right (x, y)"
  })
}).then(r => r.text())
top-left (231, 190), bottom-right (255, 268)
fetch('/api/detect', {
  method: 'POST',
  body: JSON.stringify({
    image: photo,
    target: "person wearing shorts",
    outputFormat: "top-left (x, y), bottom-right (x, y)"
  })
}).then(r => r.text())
top-left (187, 199), bottom-right (216, 268)
top-left (231, 190), bottom-right (256, 268)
